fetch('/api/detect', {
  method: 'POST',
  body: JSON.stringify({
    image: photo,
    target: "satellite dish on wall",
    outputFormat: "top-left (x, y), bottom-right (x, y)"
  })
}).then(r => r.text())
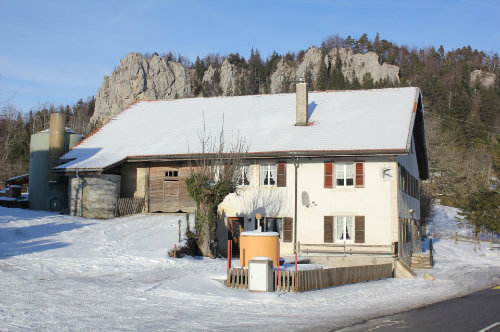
top-left (301, 191), bottom-right (310, 208)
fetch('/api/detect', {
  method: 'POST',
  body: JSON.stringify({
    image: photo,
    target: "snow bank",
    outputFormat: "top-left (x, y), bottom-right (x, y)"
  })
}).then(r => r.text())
top-left (0, 206), bottom-right (499, 331)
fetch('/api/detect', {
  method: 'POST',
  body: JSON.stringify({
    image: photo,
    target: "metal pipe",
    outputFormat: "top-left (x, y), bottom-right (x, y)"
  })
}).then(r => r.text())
top-left (75, 170), bottom-right (85, 217)
top-left (74, 170), bottom-right (80, 216)
top-left (293, 157), bottom-right (299, 253)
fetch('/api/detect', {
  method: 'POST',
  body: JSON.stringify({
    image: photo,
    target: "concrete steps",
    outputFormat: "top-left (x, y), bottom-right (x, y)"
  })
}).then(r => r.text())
top-left (410, 252), bottom-right (433, 269)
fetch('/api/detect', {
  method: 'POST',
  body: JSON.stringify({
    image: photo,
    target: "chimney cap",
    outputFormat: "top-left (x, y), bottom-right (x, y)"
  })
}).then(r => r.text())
top-left (297, 77), bottom-right (305, 83)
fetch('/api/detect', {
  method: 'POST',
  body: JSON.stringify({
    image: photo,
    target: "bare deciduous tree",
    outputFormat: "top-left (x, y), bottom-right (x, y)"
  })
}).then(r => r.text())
top-left (186, 116), bottom-right (249, 257)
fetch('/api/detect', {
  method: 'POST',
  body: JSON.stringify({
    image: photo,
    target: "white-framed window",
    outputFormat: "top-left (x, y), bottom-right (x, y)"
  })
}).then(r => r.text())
top-left (236, 165), bottom-right (250, 186)
top-left (336, 163), bottom-right (354, 187)
top-left (260, 164), bottom-right (277, 186)
top-left (335, 216), bottom-right (354, 242)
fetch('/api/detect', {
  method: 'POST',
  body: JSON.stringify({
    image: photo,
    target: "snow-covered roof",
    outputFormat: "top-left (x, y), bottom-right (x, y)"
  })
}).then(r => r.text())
top-left (57, 87), bottom-right (422, 171)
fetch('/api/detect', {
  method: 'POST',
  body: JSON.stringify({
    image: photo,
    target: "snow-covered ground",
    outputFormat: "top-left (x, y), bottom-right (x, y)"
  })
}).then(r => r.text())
top-left (0, 206), bottom-right (499, 332)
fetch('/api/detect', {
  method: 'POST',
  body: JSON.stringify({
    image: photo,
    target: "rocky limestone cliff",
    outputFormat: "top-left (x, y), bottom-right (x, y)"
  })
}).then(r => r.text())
top-left (470, 69), bottom-right (496, 88)
top-left (91, 53), bottom-right (192, 126)
top-left (328, 48), bottom-right (399, 84)
top-left (219, 59), bottom-right (239, 96)
top-left (92, 48), bottom-right (401, 126)
top-left (270, 47), bottom-right (399, 93)
top-left (270, 58), bottom-right (297, 93)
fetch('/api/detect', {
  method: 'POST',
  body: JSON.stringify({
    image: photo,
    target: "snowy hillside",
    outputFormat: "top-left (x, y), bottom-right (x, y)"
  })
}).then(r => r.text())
top-left (427, 204), bottom-right (473, 238)
top-left (0, 206), bottom-right (499, 331)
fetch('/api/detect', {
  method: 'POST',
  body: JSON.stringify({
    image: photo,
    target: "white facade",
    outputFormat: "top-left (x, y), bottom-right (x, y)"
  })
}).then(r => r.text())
top-left (217, 153), bottom-right (419, 259)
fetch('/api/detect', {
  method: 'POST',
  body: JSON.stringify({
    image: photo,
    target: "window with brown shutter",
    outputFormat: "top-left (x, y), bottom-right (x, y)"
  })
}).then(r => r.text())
top-left (324, 162), bottom-right (333, 188)
top-left (277, 162), bottom-right (286, 187)
top-left (324, 216), bottom-right (333, 243)
top-left (283, 217), bottom-right (293, 242)
top-left (355, 162), bottom-right (364, 188)
top-left (355, 216), bottom-right (365, 243)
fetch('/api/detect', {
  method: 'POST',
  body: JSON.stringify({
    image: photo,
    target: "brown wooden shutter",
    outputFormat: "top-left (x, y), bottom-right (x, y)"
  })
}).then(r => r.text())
top-left (324, 162), bottom-right (333, 188)
top-left (283, 217), bottom-right (293, 242)
top-left (397, 163), bottom-right (401, 191)
top-left (277, 162), bottom-right (286, 187)
top-left (355, 162), bottom-right (364, 188)
top-left (355, 216), bottom-right (365, 243)
top-left (324, 216), bottom-right (333, 243)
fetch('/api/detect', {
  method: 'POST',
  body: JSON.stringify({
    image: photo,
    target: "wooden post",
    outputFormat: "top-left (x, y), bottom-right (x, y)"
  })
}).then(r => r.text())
top-left (295, 251), bottom-right (298, 293)
top-left (178, 220), bottom-right (181, 243)
top-left (173, 244), bottom-right (177, 258)
top-left (227, 240), bottom-right (231, 286)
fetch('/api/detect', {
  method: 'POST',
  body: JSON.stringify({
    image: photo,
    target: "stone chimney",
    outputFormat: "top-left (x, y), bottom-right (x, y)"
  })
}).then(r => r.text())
top-left (295, 79), bottom-right (308, 126)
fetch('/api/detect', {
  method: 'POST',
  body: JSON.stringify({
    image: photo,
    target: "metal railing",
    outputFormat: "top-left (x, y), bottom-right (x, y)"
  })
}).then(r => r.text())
top-left (297, 241), bottom-right (394, 256)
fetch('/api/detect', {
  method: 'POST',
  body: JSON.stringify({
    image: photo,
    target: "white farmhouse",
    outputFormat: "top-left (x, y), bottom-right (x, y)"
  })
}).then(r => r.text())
top-left (56, 83), bottom-right (428, 265)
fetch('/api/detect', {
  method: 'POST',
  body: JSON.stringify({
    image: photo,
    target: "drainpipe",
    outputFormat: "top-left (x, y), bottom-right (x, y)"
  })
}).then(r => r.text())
top-left (74, 171), bottom-right (80, 216)
top-left (293, 157), bottom-right (299, 253)
top-left (75, 170), bottom-right (86, 217)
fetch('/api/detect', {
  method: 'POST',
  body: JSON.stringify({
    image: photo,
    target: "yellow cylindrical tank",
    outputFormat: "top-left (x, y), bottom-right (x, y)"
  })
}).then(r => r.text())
top-left (239, 232), bottom-right (279, 268)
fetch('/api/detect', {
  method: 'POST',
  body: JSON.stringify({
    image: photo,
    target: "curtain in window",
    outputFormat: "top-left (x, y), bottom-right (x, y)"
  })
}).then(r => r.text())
top-left (336, 217), bottom-right (344, 240)
top-left (238, 165), bottom-right (250, 185)
top-left (260, 164), bottom-right (276, 185)
top-left (345, 216), bottom-right (354, 240)
top-left (336, 167), bottom-right (345, 186)
top-left (346, 164), bottom-right (354, 186)
top-left (276, 218), bottom-right (283, 239)
top-left (335, 216), bottom-right (354, 241)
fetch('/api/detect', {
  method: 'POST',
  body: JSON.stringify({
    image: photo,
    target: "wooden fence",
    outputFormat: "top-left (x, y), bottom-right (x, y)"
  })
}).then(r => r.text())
top-left (115, 198), bottom-right (145, 217)
top-left (454, 231), bottom-right (500, 250)
top-left (297, 242), bottom-right (394, 256)
top-left (226, 263), bottom-right (393, 292)
top-left (227, 268), bottom-right (248, 289)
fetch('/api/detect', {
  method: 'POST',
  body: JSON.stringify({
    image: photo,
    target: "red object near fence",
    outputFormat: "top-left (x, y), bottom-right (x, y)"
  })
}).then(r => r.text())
top-left (174, 244), bottom-right (177, 258)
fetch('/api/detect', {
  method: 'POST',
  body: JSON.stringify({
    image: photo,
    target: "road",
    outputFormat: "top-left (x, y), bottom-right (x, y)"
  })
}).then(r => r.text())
top-left (335, 286), bottom-right (500, 332)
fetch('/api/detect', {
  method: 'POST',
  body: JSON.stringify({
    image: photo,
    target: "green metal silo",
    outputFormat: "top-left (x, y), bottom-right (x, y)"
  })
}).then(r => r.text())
top-left (28, 114), bottom-right (84, 211)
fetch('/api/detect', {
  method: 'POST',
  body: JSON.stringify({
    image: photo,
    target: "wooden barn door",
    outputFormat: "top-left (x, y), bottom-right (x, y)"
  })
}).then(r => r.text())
top-left (149, 166), bottom-right (181, 212)
top-left (162, 169), bottom-right (180, 212)
top-left (163, 180), bottom-right (179, 211)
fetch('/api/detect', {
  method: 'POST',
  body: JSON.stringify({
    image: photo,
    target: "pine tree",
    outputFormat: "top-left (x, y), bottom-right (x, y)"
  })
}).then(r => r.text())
top-left (317, 59), bottom-right (330, 90)
top-left (329, 52), bottom-right (346, 90)
top-left (248, 48), bottom-right (263, 95)
top-left (304, 64), bottom-right (314, 90)
top-left (350, 70), bottom-right (361, 89)
top-left (193, 56), bottom-right (206, 96)
top-left (362, 72), bottom-right (375, 89)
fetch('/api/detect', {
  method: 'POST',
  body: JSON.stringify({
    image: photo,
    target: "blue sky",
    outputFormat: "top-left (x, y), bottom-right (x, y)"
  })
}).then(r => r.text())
top-left (1, 0), bottom-right (499, 113)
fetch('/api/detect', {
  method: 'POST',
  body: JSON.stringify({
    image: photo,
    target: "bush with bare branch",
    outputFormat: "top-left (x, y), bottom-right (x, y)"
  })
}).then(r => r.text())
top-left (186, 118), bottom-right (248, 257)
